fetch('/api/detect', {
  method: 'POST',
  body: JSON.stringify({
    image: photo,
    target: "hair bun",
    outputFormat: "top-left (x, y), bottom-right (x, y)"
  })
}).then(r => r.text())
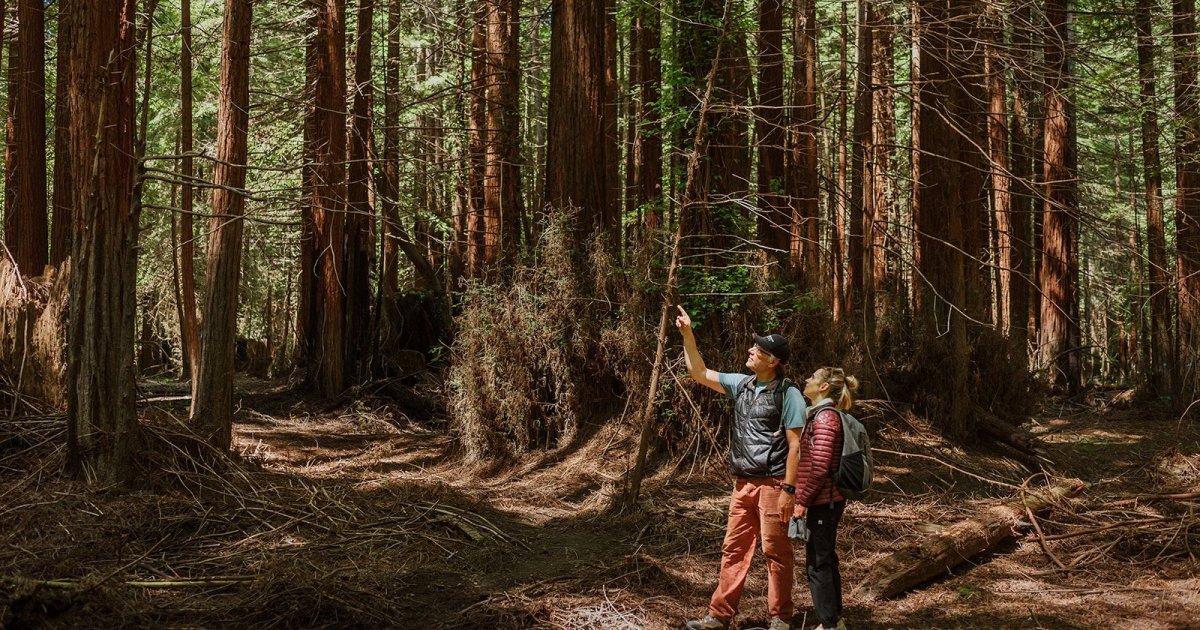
top-left (845, 375), bottom-right (859, 392)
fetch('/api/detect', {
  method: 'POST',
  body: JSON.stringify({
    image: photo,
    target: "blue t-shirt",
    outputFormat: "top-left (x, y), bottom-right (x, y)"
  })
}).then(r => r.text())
top-left (716, 372), bottom-right (806, 430)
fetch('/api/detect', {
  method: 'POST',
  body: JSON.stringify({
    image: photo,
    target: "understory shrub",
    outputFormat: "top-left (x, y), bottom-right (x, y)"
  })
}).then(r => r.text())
top-left (448, 215), bottom-right (620, 461)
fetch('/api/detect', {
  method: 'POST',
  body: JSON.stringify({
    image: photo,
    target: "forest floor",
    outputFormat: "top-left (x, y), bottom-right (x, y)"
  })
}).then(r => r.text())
top-left (2, 376), bottom-right (1199, 629)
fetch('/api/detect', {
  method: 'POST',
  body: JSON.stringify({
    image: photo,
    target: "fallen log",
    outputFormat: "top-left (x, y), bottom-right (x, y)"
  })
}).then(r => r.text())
top-left (975, 407), bottom-right (1052, 470)
top-left (976, 406), bottom-right (1036, 452)
top-left (853, 479), bottom-right (1085, 601)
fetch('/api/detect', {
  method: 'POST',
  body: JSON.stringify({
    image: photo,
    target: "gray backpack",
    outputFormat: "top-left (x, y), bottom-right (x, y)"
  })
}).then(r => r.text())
top-left (812, 404), bottom-right (874, 500)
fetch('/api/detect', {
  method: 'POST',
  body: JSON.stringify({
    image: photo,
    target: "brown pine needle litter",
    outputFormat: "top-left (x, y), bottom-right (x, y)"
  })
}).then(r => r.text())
top-left (1, 380), bottom-right (1198, 628)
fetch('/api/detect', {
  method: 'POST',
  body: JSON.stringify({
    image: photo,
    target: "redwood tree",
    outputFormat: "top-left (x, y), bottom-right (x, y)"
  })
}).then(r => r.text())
top-left (191, 0), bottom-right (253, 451)
top-left (50, 0), bottom-right (72, 265)
top-left (346, 0), bottom-right (374, 376)
top-left (1174, 0), bottom-right (1200, 403)
top-left (4, 0), bottom-right (48, 275)
top-left (987, 0), bottom-right (1015, 339)
top-left (544, 0), bottom-right (611, 236)
top-left (1039, 0), bottom-right (1080, 392)
top-left (914, 0), bottom-right (971, 438)
top-left (306, 0), bottom-right (349, 397)
top-left (788, 0), bottom-right (820, 284)
top-left (179, 0), bottom-right (201, 382)
top-left (482, 0), bottom-right (523, 270)
top-left (629, 0), bottom-right (662, 230)
top-left (848, 0), bottom-right (874, 317)
top-left (1135, 0), bottom-right (1172, 395)
top-left (756, 0), bottom-right (788, 268)
top-left (65, 0), bottom-right (140, 483)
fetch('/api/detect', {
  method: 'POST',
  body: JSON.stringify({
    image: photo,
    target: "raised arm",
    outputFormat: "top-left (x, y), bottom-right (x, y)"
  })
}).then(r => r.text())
top-left (674, 305), bottom-right (725, 394)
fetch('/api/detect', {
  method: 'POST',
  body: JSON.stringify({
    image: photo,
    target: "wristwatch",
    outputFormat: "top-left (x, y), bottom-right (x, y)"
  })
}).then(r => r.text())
top-left (779, 483), bottom-right (796, 496)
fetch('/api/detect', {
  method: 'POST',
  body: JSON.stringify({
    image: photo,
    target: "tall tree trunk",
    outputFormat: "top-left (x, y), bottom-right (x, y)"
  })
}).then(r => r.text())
top-left (177, 0), bottom-right (201, 384)
top-left (870, 0), bottom-right (895, 306)
top-left (833, 0), bottom-right (849, 320)
top-left (1174, 0), bottom-right (1200, 404)
top-left (545, 0), bottom-right (609, 237)
top-left (848, 0), bottom-right (874, 319)
top-left (50, 0), bottom-right (72, 265)
top-left (378, 0), bottom-right (400, 339)
top-left (987, 0), bottom-right (1013, 338)
top-left (346, 0), bottom-right (374, 378)
top-left (297, 3), bottom-right (318, 368)
top-left (307, 0), bottom-right (348, 397)
top-left (4, 0), bottom-right (48, 275)
top-left (915, 0), bottom-right (971, 438)
top-left (1039, 0), bottom-right (1080, 393)
top-left (956, 0), bottom-right (991, 325)
top-left (190, 0), bottom-right (252, 451)
top-left (466, 5), bottom-right (487, 276)
top-left (603, 0), bottom-right (619, 252)
top-left (1010, 0), bottom-right (1038, 352)
top-left (483, 0), bottom-right (523, 270)
top-left (630, 0), bottom-right (662, 231)
top-left (756, 0), bottom-right (788, 270)
top-left (789, 0), bottom-right (820, 285)
top-left (65, 0), bottom-right (140, 483)
top-left (1135, 0), bottom-right (1172, 395)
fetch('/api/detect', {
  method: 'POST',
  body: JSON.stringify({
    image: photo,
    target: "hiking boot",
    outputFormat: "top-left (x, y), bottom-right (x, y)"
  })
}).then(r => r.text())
top-left (685, 614), bottom-right (729, 630)
top-left (814, 620), bottom-right (847, 630)
top-left (767, 617), bottom-right (791, 630)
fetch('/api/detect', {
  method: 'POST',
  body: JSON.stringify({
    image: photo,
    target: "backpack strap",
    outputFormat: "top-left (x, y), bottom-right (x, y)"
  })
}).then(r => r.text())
top-left (772, 377), bottom-right (797, 420)
top-left (804, 403), bottom-right (844, 508)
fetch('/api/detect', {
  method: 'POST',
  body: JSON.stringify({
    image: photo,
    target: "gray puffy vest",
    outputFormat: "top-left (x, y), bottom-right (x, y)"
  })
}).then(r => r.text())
top-left (729, 375), bottom-right (789, 478)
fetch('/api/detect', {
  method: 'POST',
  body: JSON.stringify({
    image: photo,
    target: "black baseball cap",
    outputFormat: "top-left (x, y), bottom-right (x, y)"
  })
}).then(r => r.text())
top-left (753, 333), bottom-right (790, 363)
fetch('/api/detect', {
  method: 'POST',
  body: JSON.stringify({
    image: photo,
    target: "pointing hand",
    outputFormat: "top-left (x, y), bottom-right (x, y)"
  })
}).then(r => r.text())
top-left (674, 305), bottom-right (692, 330)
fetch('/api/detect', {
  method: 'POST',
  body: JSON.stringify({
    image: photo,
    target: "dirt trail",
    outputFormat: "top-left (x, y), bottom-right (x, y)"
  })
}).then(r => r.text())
top-left (222, 381), bottom-right (1200, 629)
top-left (2, 380), bottom-right (1198, 629)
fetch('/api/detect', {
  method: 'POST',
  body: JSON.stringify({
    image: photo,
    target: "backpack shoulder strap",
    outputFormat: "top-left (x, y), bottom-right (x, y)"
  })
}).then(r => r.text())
top-left (772, 377), bottom-right (796, 415)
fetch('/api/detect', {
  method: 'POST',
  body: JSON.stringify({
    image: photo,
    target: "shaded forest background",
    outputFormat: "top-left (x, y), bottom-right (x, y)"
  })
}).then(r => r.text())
top-left (0, 0), bottom-right (1197, 485)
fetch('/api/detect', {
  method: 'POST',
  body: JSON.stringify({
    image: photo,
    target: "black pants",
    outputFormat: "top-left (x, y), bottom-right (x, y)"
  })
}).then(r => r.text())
top-left (805, 501), bottom-right (845, 627)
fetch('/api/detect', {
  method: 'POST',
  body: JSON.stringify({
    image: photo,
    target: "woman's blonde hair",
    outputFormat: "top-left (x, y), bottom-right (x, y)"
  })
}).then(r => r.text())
top-left (815, 367), bottom-right (859, 411)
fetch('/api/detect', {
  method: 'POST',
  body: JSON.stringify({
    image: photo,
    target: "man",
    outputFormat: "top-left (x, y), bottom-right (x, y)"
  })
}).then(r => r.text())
top-left (676, 305), bottom-right (806, 630)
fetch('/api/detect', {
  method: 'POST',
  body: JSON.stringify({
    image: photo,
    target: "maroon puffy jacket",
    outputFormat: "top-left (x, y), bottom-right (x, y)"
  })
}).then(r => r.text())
top-left (796, 407), bottom-right (844, 507)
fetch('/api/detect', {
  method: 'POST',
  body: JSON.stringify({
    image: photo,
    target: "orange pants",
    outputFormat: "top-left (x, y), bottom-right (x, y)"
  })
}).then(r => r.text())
top-left (708, 477), bottom-right (794, 621)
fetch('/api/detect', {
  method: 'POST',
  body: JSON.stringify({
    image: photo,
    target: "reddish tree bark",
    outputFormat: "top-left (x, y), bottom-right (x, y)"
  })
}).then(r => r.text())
top-left (756, 0), bottom-right (788, 267)
top-left (987, 0), bottom-right (1015, 338)
top-left (346, 0), bottom-right (374, 376)
top-left (545, 0), bottom-right (610, 237)
top-left (1039, 0), bottom-right (1080, 392)
top-left (179, 0), bottom-right (201, 382)
top-left (297, 3), bottom-right (319, 368)
top-left (788, 0), bottom-right (820, 285)
top-left (848, 0), bottom-right (874, 317)
top-left (483, 0), bottom-right (523, 270)
top-left (307, 0), bottom-right (349, 397)
top-left (915, 0), bottom-right (971, 438)
top-left (630, 0), bottom-right (662, 231)
top-left (1135, 0), bottom-right (1172, 394)
top-left (190, 0), bottom-right (252, 451)
top-left (4, 0), bottom-right (48, 275)
top-left (1010, 0), bottom-right (1039, 348)
top-left (379, 0), bottom-right (400, 304)
top-left (955, 0), bottom-right (991, 324)
top-left (465, 5), bottom-right (487, 275)
top-left (1174, 0), bottom-right (1200, 403)
top-left (870, 1), bottom-right (895, 299)
top-left (65, 0), bottom-right (140, 483)
top-left (50, 0), bottom-right (72, 266)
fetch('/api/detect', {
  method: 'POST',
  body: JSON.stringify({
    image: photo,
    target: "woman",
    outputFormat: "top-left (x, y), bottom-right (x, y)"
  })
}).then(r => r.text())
top-left (794, 367), bottom-right (858, 630)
